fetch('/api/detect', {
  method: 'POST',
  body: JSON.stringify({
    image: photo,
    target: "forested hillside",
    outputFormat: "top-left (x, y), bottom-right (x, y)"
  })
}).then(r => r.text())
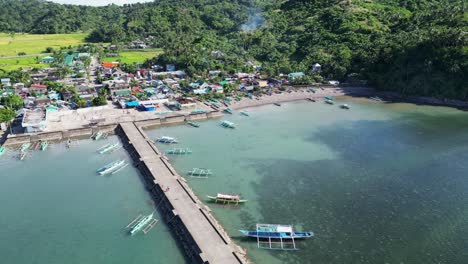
top-left (0, 0), bottom-right (466, 99)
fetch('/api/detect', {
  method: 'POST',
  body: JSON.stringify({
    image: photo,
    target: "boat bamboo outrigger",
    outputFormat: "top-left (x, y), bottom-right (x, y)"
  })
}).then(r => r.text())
top-left (98, 143), bottom-right (120, 154)
top-left (126, 213), bottom-right (159, 235)
top-left (0, 145), bottom-right (6, 156)
top-left (325, 99), bottom-right (334, 105)
top-left (166, 148), bottom-right (192, 155)
top-left (223, 108), bottom-right (233, 114)
top-left (18, 152), bottom-right (27, 161)
top-left (97, 160), bottom-right (127, 175)
top-left (240, 111), bottom-right (250, 117)
top-left (91, 131), bottom-right (103, 140)
top-left (156, 136), bottom-right (178, 144)
top-left (188, 168), bottom-right (212, 178)
top-left (20, 143), bottom-right (31, 152)
top-left (239, 224), bottom-right (314, 250)
top-left (221, 120), bottom-right (236, 129)
top-left (207, 193), bottom-right (247, 205)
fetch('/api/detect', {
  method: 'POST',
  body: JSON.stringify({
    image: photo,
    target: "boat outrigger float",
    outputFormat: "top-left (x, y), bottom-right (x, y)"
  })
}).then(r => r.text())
top-left (126, 213), bottom-right (159, 235)
top-left (156, 136), bottom-right (178, 144)
top-left (240, 111), bottom-right (250, 117)
top-left (223, 108), bottom-right (233, 114)
top-left (240, 224), bottom-right (314, 250)
top-left (97, 160), bottom-right (127, 175)
top-left (221, 120), bottom-right (236, 128)
top-left (207, 193), bottom-right (247, 205)
top-left (186, 121), bottom-right (200, 128)
top-left (166, 148), bottom-right (192, 155)
top-left (97, 143), bottom-right (120, 154)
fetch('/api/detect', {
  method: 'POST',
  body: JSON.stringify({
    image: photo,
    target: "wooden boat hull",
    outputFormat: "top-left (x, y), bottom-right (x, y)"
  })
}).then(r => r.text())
top-left (207, 196), bottom-right (247, 204)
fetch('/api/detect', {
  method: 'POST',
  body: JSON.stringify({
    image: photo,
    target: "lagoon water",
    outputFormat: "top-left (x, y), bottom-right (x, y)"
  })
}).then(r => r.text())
top-left (1, 98), bottom-right (468, 264)
top-left (147, 98), bottom-right (468, 264)
top-left (0, 137), bottom-right (184, 264)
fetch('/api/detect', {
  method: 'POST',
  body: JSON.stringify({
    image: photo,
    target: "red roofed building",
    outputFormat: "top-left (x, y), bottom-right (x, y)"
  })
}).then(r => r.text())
top-left (30, 84), bottom-right (47, 95)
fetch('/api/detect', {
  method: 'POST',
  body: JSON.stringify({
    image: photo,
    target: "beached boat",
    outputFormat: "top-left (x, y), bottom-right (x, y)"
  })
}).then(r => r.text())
top-left (98, 143), bottom-right (120, 154)
top-left (340, 104), bottom-right (350, 109)
top-left (40, 141), bottom-right (49, 151)
top-left (128, 213), bottom-right (157, 235)
top-left (155, 110), bottom-right (173, 115)
top-left (166, 148), bottom-right (192, 155)
top-left (308, 98), bottom-right (316, 102)
top-left (191, 109), bottom-right (206, 114)
top-left (18, 152), bottom-right (27, 161)
top-left (188, 168), bottom-right (212, 177)
top-left (20, 143), bottom-right (31, 152)
top-left (223, 108), bottom-right (233, 114)
top-left (186, 121), bottom-right (200, 128)
top-left (274, 103), bottom-right (281, 106)
top-left (370, 96), bottom-right (383, 102)
top-left (97, 160), bottom-right (126, 175)
top-left (240, 111), bottom-right (249, 117)
top-left (156, 136), bottom-right (178, 144)
top-left (0, 145), bottom-right (5, 156)
top-left (240, 224), bottom-right (314, 250)
top-left (325, 96), bottom-right (334, 101)
top-left (221, 120), bottom-right (236, 129)
top-left (325, 99), bottom-right (334, 105)
top-left (207, 193), bottom-right (247, 204)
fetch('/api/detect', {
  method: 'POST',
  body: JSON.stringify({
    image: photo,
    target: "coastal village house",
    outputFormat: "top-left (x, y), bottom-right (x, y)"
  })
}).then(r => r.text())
top-left (22, 108), bottom-right (47, 133)
top-left (30, 84), bottom-right (48, 95)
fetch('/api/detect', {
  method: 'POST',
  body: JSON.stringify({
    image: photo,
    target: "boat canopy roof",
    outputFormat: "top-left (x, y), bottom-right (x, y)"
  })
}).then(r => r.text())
top-left (217, 193), bottom-right (239, 199)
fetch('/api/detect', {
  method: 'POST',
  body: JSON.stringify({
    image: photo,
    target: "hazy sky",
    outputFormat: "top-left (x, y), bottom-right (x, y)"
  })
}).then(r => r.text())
top-left (50, 0), bottom-right (153, 6)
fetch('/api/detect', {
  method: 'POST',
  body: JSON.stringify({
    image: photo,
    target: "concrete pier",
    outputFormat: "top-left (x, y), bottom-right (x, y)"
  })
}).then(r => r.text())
top-left (117, 122), bottom-right (246, 264)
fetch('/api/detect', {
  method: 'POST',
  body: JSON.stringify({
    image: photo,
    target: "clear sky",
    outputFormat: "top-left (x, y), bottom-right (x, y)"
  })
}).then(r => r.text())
top-left (50, 0), bottom-right (154, 6)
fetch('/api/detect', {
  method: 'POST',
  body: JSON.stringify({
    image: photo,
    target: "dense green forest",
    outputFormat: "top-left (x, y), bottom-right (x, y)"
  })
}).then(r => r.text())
top-left (0, 0), bottom-right (466, 100)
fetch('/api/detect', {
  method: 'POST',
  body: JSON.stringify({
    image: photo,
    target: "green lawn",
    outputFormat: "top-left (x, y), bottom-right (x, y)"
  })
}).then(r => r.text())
top-left (0, 56), bottom-right (49, 71)
top-left (0, 33), bottom-right (87, 57)
top-left (102, 49), bottom-right (163, 64)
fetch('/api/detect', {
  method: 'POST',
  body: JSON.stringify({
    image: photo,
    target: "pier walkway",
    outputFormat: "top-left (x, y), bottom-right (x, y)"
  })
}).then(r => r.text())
top-left (119, 122), bottom-right (244, 264)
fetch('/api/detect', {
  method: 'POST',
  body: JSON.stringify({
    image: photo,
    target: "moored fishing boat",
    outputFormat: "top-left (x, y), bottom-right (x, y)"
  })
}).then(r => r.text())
top-left (129, 213), bottom-right (155, 235)
top-left (207, 193), bottom-right (247, 204)
top-left (325, 96), bottom-right (334, 101)
top-left (274, 102), bottom-right (281, 106)
top-left (340, 104), bottom-right (350, 109)
top-left (91, 131), bottom-right (103, 140)
top-left (240, 224), bottom-right (314, 250)
top-left (188, 168), bottom-right (212, 177)
top-left (186, 121), bottom-right (200, 128)
top-left (308, 98), bottom-right (316, 102)
top-left (97, 160), bottom-right (126, 175)
top-left (40, 141), bottom-right (49, 151)
top-left (20, 143), bottom-right (31, 152)
top-left (0, 145), bottom-right (5, 155)
top-left (18, 152), bottom-right (27, 161)
top-left (370, 96), bottom-right (383, 102)
top-left (98, 143), bottom-right (120, 154)
top-left (325, 99), bottom-right (334, 105)
top-left (240, 111), bottom-right (249, 117)
top-left (223, 108), bottom-right (233, 114)
top-left (166, 148), bottom-right (192, 155)
top-left (221, 120), bottom-right (236, 128)
top-left (156, 136), bottom-right (178, 144)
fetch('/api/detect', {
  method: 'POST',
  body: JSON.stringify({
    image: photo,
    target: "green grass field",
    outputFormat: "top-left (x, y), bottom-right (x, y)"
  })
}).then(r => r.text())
top-left (102, 49), bottom-right (163, 64)
top-left (0, 33), bottom-right (87, 57)
top-left (0, 56), bottom-right (49, 71)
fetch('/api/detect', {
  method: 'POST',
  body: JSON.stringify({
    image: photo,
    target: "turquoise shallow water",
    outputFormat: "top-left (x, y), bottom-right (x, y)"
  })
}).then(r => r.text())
top-left (0, 137), bottom-right (185, 264)
top-left (146, 98), bottom-right (468, 264)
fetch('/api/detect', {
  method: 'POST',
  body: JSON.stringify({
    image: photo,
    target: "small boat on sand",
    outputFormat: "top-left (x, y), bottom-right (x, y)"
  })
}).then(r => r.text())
top-left (240, 111), bottom-right (249, 117)
top-left (223, 108), bottom-right (233, 114)
top-left (340, 104), bottom-right (350, 109)
top-left (325, 99), bottom-right (334, 105)
top-left (20, 143), bottom-right (31, 152)
top-left (325, 96), bottom-right (334, 101)
top-left (156, 136), bottom-right (178, 144)
top-left (370, 96), bottom-right (383, 102)
top-left (207, 193), bottom-right (247, 204)
top-left (40, 141), bottom-right (49, 151)
top-left (0, 145), bottom-right (5, 156)
top-left (308, 98), bottom-right (316, 102)
top-left (91, 131), bottom-right (103, 140)
top-left (221, 120), bottom-right (236, 129)
top-left (97, 160), bottom-right (126, 175)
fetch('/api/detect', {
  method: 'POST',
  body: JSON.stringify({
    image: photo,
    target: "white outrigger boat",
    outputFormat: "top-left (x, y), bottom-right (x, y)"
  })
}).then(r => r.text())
top-left (97, 143), bottom-right (120, 154)
top-left (97, 160), bottom-right (126, 175)
top-left (207, 193), bottom-right (247, 204)
top-left (126, 213), bottom-right (159, 235)
top-left (156, 136), bottom-right (178, 144)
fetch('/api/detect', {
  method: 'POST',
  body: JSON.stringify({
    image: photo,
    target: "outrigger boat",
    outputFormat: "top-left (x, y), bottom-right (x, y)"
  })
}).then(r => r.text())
top-left (40, 141), bottom-right (49, 151)
top-left (98, 143), bottom-right (120, 154)
top-left (20, 143), bottom-right (31, 152)
top-left (66, 139), bottom-right (73, 149)
top-left (156, 136), bottom-right (178, 144)
top-left (325, 99), bottom-right (334, 105)
top-left (308, 98), bottom-right (316, 102)
top-left (370, 96), bottom-right (383, 102)
top-left (0, 145), bottom-right (5, 156)
top-left (207, 193), bottom-right (247, 204)
top-left (97, 160), bottom-right (126, 175)
top-left (91, 131), bottom-right (103, 140)
top-left (221, 120), bottom-right (236, 129)
top-left (223, 108), bottom-right (233, 114)
top-left (188, 168), bottom-right (212, 178)
top-left (191, 109), bottom-right (206, 114)
top-left (18, 152), bottom-right (27, 161)
top-left (340, 104), bottom-right (350, 109)
top-left (240, 224), bottom-right (314, 250)
top-left (166, 148), bottom-right (192, 155)
top-left (273, 103), bottom-right (281, 106)
top-left (240, 111), bottom-right (249, 117)
top-left (186, 121), bottom-right (200, 128)
top-left (126, 213), bottom-right (159, 235)
top-left (325, 96), bottom-right (334, 101)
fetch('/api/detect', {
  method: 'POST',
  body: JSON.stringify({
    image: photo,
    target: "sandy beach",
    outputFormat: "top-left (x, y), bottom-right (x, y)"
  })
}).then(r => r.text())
top-left (229, 87), bottom-right (374, 110)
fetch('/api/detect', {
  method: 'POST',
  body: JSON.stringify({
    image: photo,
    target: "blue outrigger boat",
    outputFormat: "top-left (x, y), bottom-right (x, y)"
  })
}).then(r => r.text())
top-left (240, 224), bottom-right (313, 250)
top-left (0, 145), bottom-right (5, 156)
